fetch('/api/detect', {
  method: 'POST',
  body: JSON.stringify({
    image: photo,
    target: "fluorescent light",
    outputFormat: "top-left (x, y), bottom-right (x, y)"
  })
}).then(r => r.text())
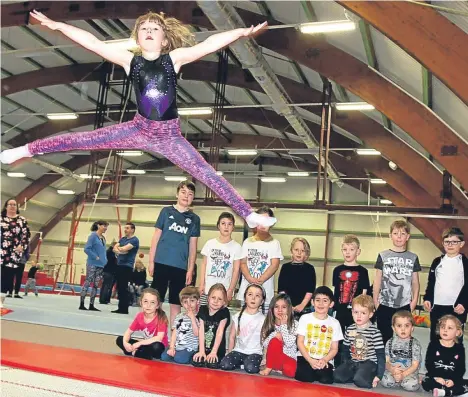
top-left (57, 189), bottom-right (75, 195)
top-left (299, 20), bottom-right (356, 34)
top-left (79, 174), bottom-right (100, 179)
top-left (287, 171), bottom-right (309, 177)
top-left (178, 107), bottom-right (212, 116)
top-left (370, 178), bottom-right (386, 184)
top-left (7, 172), bottom-right (26, 178)
top-left (388, 161), bottom-right (398, 171)
top-left (216, 171), bottom-right (223, 176)
top-left (260, 177), bottom-right (287, 183)
top-left (288, 148), bottom-right (319, 155)
top-left (164, 176), bottom-right (187, 182)
top-left (356, 149), bottom-right (381, 156)
top-left (117, 151), bottom-right (143, 157)
top-left (335, 102), bottom-right (375, 111)
top-left (227, 149), bottom-right (258, 156)
top-left (126, 169), bottom-right (146, 175)
top-left (380, 199), bottom-right (393, 205)
top-left (46, 113), bottom-right (78, 120)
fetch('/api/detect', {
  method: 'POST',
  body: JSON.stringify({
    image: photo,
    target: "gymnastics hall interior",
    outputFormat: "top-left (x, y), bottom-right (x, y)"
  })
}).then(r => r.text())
top-left (1, 1), bottom-right (468, 396)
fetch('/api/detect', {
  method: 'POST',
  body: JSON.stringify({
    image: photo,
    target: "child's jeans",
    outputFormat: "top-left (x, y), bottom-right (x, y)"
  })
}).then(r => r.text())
top-left (334, 360), bottom-right (377, 389)
top-left (161, 348), bottom-right (195, 364)
top-left (381, 370), bottom-right (420, 391)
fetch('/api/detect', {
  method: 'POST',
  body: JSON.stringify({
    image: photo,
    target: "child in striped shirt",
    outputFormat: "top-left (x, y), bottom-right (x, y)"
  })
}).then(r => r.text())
top-left (334, 294), bottom-right (385, 389)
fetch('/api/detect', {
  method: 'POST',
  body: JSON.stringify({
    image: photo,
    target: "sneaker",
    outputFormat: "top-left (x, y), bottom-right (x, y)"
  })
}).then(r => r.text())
top-left (434, 389), bottom-right (446, 397)
top-left (6, 294), bottom-right (12, 298)
top-left (111, 310), bottom-right (129, 314)
top-left (88, 305), bottom-right (101, 312)
top-left (14, 294), bottom-right (23, 299)
top-left (79, 304), bottom-right (87, 310)
top-left (35, 293), bottom-right (38, 297)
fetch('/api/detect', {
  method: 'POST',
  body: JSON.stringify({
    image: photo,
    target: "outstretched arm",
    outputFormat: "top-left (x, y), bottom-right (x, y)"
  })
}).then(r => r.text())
top-left (30, 10), bottom-right (133, 73)
top-left (170, 22), bottom-right (267, 70)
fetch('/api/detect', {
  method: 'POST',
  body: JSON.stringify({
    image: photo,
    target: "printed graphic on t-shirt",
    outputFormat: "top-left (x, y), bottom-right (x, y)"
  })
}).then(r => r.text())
top-left (247, 248), bottom-right (269, 278)
top-left (305, 323), bottom-right (334, 358)
top-left (339, 270), bottom-right (360, 306)
top-left (350, 333), bottom-right (369, 361)
top-left (205, 324), bottom-right (215, 347)
top-left (175, 317), bottom-right (192, 347)
top-left (209, 248), bottom-right (232, 278)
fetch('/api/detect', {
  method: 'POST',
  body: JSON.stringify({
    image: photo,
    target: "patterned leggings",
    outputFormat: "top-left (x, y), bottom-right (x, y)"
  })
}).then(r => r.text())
top-left (80, 265), bottom-right (104, 305)
top-left (220, 351), bottom-right (262, 374)
top-left (28, 114), bottom-right (252, 218)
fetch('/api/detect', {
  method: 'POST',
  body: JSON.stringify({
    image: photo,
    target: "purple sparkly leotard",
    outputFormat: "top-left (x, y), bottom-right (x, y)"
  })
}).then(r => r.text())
top-left (27, 54), bottom-right (253, 218)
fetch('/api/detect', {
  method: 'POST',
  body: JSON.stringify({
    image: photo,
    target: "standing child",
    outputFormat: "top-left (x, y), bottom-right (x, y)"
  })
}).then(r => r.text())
top-left (116, 288), bottom-right (168, 360)
top-left (423, 227), bottom-right (468, 342)
top-left (260, 293), bottom-right (298, 378)
top-left (295, 286), bottom-right (343, 384)
top-left (381, 310), bottom-right (422, 392)
top-left (333, 234), bottom-right (370, 334)
top-left (220, 284), bottom-right (266, 374)
top-left (334, 295), bottom-right (385, 389)
top-left (24, 260), bottom-right (39, 297)
top-left (277, 237), bottom-right (316, 318)
top-left (161, 286), bottom-right (199, 364)
top-left (129, 259), bottom-right (148, 306)
top-left (237, 207), bottom-right (283, 312)
top-left (422, 315), bottom-right (467, 396)
top-left (199, 212), bottom-right (242, 305)
top-left (373, 220), bottom-right (421, 344)
top-left (192, 284), bottom-right (231, 369)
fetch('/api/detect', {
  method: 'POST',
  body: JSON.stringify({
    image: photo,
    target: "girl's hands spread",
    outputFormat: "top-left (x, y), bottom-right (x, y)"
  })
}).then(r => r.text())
top-left (30, 10), bottom-right (62, 31)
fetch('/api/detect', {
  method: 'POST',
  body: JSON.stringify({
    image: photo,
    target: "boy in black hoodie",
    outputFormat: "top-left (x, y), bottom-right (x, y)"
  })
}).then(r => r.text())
top-left (423, 227), bottom-right (468, 342)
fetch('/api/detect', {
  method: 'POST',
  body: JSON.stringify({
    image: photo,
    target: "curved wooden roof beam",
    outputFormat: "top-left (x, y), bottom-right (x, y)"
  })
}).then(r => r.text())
top-left (5, 62), bottom-right (466, 211)
top-left (337, 1), bottom-right (468, 105)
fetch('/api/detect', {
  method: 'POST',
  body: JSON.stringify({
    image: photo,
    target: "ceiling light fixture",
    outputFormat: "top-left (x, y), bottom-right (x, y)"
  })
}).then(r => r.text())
top-left (164, 176), bottom-right (187, 182)
top-left (126, 169), bottom-right (146, 175)
top-left (57, 189), bottom-right (75, 195)
top-left (370, 178), bottom-right (386, 184)
top-left (216, 171), bottom-right (223, 176)
top-left (260, 177), bottom-right (287, 183)
top-left (6, 172), bottom-right (26, 178)
top-left (380, 199), bottom-right (393, 205)
top-left (46, 113), bottom-right (78, 120)
top-left (79, 174), bottom-right (100, 179)
top-left (388, 161), bottom-right (398, 171)
top-left (227, 149), bottom-right (258, 156)
top-left (356, 149), bottom-right (381, 156)
top-left (287, 171), bottom-right (310, 177)
top-left (299, 20), bottom-right (356, 34)
top-left (117, 151), bottom-right (143, 157)
top-left (178, 107), bottom-right (212, 116)
top-left (335, 102), bottom-right (375, 111)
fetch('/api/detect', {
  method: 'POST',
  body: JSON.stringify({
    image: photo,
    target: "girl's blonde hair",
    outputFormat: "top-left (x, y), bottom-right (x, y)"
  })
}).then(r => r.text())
top-left (131, 12), bottom-right (195, 53)
top-left (207, 283), bottom-right (228, 305)
top-left (140, 288), bottom-right (168, 325)
top-left (134, 259), bottom-right (146, 271)
top-left (436, 314), bottom-right (463, 343)
top-left (290, 237), bottom-right (310, 258)
top-left (261, 293), bottom-right (294, 343)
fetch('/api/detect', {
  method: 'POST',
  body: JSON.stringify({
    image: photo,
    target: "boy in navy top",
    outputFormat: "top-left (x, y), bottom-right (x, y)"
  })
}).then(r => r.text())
top-left (112, 222), bottom-right (139, 314)
top-left (149, 181), bottom-right (201, 325)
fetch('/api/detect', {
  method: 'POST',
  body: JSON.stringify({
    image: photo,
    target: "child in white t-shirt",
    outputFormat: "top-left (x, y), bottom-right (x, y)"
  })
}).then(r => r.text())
top-left (220, 284), bottom-right (266, 374)
top-left (237, 206), bottom-right (283, 311)
top-left (199, 212), bottom-right (242, 305)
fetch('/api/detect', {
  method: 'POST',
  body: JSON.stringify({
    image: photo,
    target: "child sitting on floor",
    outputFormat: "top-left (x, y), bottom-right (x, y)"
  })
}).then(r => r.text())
top-left (422, 315), bottom-right (468, 396)
top-left (116, 288), bottom-right (168, 360)
top-left (161, 286), bottom-right (200, 364)
top-left (220, 284), bottom-right (266, 374)
top-left (260, 293), bottom-right (298, 378)
top-left (334, 294), bottom-right (385, 389)
top-left (295, 286), bottom-right (343, 384)
top-left (192, 283), bottom-right (231, 369)
top-left (381, 310), bottom-right (422, 392)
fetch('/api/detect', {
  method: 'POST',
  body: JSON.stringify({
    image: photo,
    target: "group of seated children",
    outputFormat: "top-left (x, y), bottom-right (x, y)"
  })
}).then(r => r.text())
top-left (117, 209), bottom-right (467, 396)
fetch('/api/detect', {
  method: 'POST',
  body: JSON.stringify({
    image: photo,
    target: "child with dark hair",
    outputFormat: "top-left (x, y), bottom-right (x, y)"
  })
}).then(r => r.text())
top-left (260, 293), bottom-right (298, 378)
top-left (220, 284), bottom-right (266, 374)
top-left (295, 286), bottom-right (343, 384)
top-left (237, 207), bottom-right (283, 312)
top-left (424, 227), bottom-right (468, 342)
top-left (80, 220), bottom-right (108, 311)
top-left (422, 315), bottom-right (467, 396)
top-left (116, 288), bottom-right (168, 360)
top-left (278, 237), bottom-right (316, 319)
top-left (199, 212), bottom-right (242, 305)
top-left (161, 286), bottom-right (200, 364)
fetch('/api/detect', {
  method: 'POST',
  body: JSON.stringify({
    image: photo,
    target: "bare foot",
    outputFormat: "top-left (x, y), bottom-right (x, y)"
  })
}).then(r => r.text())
top-left (259, 367), bottom-right (272, 376)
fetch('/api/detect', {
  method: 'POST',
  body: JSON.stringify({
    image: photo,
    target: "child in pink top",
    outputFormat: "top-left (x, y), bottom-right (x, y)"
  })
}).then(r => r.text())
top-left (116, 288), bottom-right (168, 360)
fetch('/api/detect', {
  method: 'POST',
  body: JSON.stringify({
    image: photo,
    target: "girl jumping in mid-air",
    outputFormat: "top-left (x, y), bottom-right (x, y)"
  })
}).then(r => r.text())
top-left (1, 10), bottom-right (275, 229)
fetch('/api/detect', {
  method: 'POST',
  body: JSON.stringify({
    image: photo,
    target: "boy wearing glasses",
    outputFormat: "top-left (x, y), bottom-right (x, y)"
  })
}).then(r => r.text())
top-left (423, 227), bottom-right (468, 341)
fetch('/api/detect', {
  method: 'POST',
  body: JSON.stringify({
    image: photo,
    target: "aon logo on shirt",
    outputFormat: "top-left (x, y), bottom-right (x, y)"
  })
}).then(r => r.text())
top-left (168, 222), bottom-right (188, 234)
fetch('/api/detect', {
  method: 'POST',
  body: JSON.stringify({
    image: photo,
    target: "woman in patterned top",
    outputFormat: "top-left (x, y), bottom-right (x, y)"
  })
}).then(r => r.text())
top-left (1, 198), bottom-right (30, 306)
